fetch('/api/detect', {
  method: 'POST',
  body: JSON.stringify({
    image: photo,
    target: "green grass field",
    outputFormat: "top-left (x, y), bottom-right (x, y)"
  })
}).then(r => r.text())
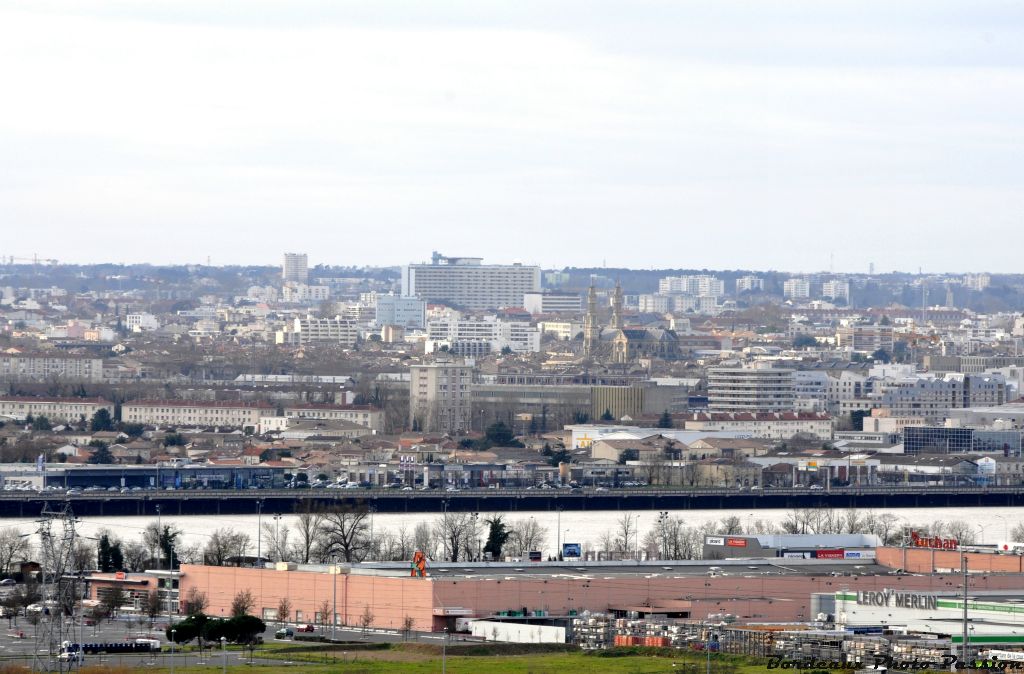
top-left (141, 644), bottom-right (772, 674)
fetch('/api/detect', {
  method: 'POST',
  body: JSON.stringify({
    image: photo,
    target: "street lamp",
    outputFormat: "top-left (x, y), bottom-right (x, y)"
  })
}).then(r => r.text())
top-left (657, 511), bottom-right (668, 559)
top-left (155, 504), bottom-right (162, 571)
top-left (442, 627), bottom-right (448, 674)
top-left (977, 523), bottom-right (990, 545)
top-left (556, 507), bottom-right (563, 560)
top-left (994, 514), bottom-right (1008, 541)
top-left (469, 512), bottom-right (480, 561)
top-left (256, 499), bottom-right (264, 566)
top-left (272, 514), bottom-right (283, 562)
top-left (171, 629), bottom-right (176, 674)
top-left (332, 557), bottom-right (338, 643)
top-left (221, 636), bottom-right (227, 674)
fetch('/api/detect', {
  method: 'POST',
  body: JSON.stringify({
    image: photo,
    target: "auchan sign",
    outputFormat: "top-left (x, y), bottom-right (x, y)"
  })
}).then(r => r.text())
top-left (909, 531), bottom-right (958, 550)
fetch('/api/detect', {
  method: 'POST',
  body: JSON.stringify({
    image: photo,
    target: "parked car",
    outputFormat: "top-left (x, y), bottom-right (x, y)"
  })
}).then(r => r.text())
top-left (274, 628), bottom-right (294, 639)
top-left (0, 578), bottom-right (16, 586)
top-left (297, 624), bottom-right (315, 633)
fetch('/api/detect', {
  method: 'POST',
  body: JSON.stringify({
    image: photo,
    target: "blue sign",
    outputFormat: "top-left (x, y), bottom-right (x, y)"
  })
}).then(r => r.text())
top-left (562, 543), bottom-right (582, 558)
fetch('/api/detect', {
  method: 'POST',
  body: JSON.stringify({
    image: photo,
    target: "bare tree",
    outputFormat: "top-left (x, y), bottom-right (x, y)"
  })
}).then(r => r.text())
top-left (434, 511), bottom-right (476, 562)
top-left (277, 596), bottom-right (292, 624)
top-left (402, 615), bottom-right (415, 641)
top-left (182, 587), bottom-right (208, 616)
top-left (318, 598), bottom-right (332, 627)
top-left (71, 540), bottom-right (96, 573)
top-left (0, 528), bottom-right (30, 577)
top-left (322, 506), bottom-right (371, 562)
top-left (261, 520), bottom-right (291, 562)
top-left (507, 518), bottom-right (549, 557)
top-left (413, 521), bottom-right (436, 559)
top-left (614, 514), bottom-right (638, 556)
top-left (122, 541), bottom-right (149, 572)
top-left (144, 590), bottom-right (162, 628)
top-left (231, 589), bottom-right (256, 617)
top-left (203, 528), bottom-right (251, 566)
top-left (717, 516), bottom-right (743, 535)
top-left (359, 604), bottom-right (374, 634)
top-left (291, 511), bottom-right (325, 564)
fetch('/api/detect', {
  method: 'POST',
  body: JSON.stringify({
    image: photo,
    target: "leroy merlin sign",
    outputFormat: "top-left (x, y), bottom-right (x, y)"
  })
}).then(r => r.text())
top-left (856, 590), bottom-right (938, 610)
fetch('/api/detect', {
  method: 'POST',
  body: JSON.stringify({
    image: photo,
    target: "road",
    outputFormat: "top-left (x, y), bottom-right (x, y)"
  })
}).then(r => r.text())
top-left (0, 484), bottom-right (1021, 516)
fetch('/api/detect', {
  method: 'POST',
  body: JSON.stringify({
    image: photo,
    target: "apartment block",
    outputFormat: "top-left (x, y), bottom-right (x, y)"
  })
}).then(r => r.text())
top-left (122, 401), bottom-right (274, 428)
top-left (658, 275), bottom-right (725, 297)
top-left (821, 280), bottom-right (850, 303)
top-left (282, 253), bottom-right (309, 284)
top-left (282, 404), bottom-right (383, 432)
top-left (281, 283), bottom-right (330, 304)
top-left (401, 252), bottom-right (540, 310)
top-left (783, 278), bottom-right (810, 300)
top-left (638, 294), bottom-right (670, 313)
top-left (736, 276), bottom-right (764, 293)
top-left (0, 354), bottom-right (105, 383)
top-left (836, 324), bottom-right (894, 353)
top-left (0, 396), bottom-right (114, 424)
top-left (683, 411), bottom-right (833, 441)
top-left (275, 317), bottom-right (358, 347)
top-left (409, 360), bottom-right (474, 433)
top-left (707, 367), bottom-right (796, 413)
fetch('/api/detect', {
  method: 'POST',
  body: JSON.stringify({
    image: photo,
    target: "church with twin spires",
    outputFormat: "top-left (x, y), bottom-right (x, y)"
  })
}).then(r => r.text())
top-left (582, 281), bottom-right (681, 363)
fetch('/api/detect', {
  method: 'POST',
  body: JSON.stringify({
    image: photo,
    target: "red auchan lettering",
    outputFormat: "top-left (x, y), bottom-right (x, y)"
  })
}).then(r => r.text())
top-left (910, 531), bottom-right (958, 550)
top-left (726, 538), bottom-right (748, 547)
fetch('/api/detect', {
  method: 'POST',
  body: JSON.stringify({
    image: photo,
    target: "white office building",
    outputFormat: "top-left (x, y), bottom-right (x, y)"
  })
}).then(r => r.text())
top-left (375, 294), bottom-right (426, 329)
top-left (402, 252), bottom-right (540, 310)
top-left (125, 313), bottom-right (160, 332)
top-left (427, 316), bottom-right (540, 354)
top-left (523, 292), bottom-right (583, 315)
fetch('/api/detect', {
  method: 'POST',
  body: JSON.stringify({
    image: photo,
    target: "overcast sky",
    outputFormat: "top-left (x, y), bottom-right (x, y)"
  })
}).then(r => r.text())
top-left (1, 1), bottom-right (1022, 273)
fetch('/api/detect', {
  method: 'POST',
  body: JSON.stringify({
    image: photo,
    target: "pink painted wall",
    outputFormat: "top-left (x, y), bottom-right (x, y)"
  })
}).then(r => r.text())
top-left (180, 562), bottom-right (1024, 632)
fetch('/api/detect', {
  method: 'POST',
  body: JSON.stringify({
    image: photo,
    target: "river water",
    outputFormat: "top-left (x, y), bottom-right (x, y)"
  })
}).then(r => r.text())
top-left (3, 506), bottom-right (1022, 559)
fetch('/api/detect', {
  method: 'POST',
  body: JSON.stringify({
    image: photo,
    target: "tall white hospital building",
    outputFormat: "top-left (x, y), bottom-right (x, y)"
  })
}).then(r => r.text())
top-left (401, 252), bottom-right (540, 311)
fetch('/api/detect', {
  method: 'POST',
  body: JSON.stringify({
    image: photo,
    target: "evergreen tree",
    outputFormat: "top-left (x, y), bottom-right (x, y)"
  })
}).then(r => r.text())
top-left (482, 516), bottom-right (511, 560)
top-left (600, 408), bottom-right (614, 421)
top-left (87, 440), bottom-right (114, 464)
top-left (657, 410), bottom-right (674, 429)
top-left (90, 408), bottom-right (114, 432)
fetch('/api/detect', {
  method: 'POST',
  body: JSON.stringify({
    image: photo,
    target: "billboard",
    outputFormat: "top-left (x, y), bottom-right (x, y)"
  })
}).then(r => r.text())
top-left (705, 537), bottom-right (725, 546)
top-left (725, 538), bottom-right (748, 548)
top-left (814, 549), bottom-right (845, 559)
top-left (562, 543), bottom-right (582, 558)
top-left (528, 551), bottom-right (542, 562)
